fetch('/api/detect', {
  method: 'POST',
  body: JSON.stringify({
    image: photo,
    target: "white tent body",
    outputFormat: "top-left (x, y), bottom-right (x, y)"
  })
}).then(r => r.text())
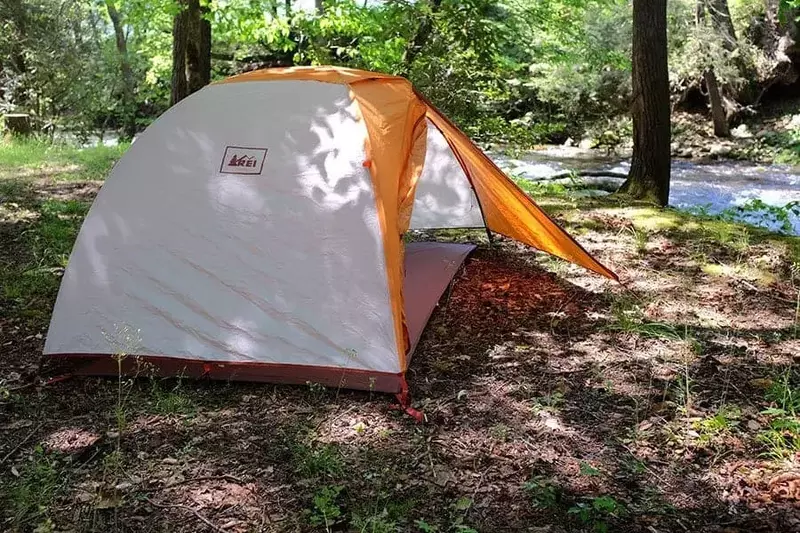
top-left (410, 120), bottom-right (484, 230)
top-left (44, 80), bottom-right (481, 390)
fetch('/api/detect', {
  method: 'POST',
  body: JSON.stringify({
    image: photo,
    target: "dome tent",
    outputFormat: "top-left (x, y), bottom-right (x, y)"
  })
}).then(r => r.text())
top-left (44, 67), bottom-right (616, 394)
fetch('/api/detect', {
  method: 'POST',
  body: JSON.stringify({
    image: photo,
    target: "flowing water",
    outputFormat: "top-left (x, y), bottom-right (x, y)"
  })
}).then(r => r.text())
top-left (492, 146), bottom-right (800, 236)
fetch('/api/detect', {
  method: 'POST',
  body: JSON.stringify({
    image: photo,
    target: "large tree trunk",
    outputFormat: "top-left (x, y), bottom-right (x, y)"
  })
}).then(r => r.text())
top-left (186, 0), bottom-right (210, 94)
top-left (704, 69), bottom-right (730, 137)
top-left (706, 0), bottom-right (738, 51)
top-left (619, 0), bottom-right (671, 206)
top-left (170, 1), bottom-right (189, 106)
top-left (399, 0), bottom-right (443, 77)
top-left (105, 1), bottom-right (137, 139)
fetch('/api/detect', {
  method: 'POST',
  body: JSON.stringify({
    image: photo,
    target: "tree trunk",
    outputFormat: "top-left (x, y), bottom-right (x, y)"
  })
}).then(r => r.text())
top-left (399, 0), bottom-right (443, 77)
top-left (105, 1), bottom-right (137, 139)
top-left (704, 69), bottom-right (730, 137)
top-left (199, 6), bottom-right (211, 86)
top-left (285, 0), bottom-right (291, 17)
top-left (315, 0), bottom-right (324, 14)
top-left (170, 1), bottom-right (189, 106)
top-left (619, 0), bottom-right (671, 206)
top-left (4, 114), bottom-right (32, 137)
top-left (186, 0), bottom-right (210, 94)
top-left (706, 0), bottom-right (738, 51)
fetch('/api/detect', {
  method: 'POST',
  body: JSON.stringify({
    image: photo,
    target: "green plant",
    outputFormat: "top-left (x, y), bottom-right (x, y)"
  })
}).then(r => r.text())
top-left (351, 507), bottom-right (397, 533)
top-left (6, 446), bottom-right (61, 531)
top-left (150, 378), bottom-right (195, 416)
top-left (568, 495), bottom-right (625, 533)
top-left (294, 442), bottom-right (344, 479)
top-left (489, 423), bottom-right (511, 442)
top-left (415, 519), bottom-right (439, 532)
top-left (607, 295), bottom-right (684, 342)
top-left (523, 476), bottom-right (560, 509)
top-left (308, 485), bottom-right (344, 532)
top-left (579, 462), bottom-right (602, 477)
top-left (692, 405), bottom-right (741, 445)
top-left (759, 369), bottom-right (800, 459)
top-left (531, 392), bottom-right (565, 414)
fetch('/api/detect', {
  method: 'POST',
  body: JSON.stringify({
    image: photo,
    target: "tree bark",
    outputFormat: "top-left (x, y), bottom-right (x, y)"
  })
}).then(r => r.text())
top-left (105, 1), bottom-right (137, 139)
top-left (186, 0), bottom-right (210, 94)
top-left (706, 0), bottom-right (738, 51)
top-left (619, 0), bottom-right (671, 206)
top-left (704, 69), bottom-right (730, 137)
top-left (399, 0), bottom-right (443, 77)
top-left (170, 1), bottom-right (189, 106)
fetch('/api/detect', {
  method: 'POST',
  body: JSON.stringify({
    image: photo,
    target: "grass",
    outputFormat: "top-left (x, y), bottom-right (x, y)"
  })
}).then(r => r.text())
top-left (5, 446), bottom-right (62, 532)
top-left (0, 137), bottom-right (128, 179)
top-left (759, 368), bottom-right (800, 459)
top-left (0, 139), bottom-right (123, 325)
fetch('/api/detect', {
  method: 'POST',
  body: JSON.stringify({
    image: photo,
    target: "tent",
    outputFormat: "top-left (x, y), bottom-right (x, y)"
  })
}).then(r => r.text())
top-left (44, 67), bottom-right (616, 395)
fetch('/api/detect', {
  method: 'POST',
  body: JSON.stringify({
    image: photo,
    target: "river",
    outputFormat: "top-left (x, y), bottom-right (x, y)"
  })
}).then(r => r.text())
top-left (492, 146), bottom-right (800, 236)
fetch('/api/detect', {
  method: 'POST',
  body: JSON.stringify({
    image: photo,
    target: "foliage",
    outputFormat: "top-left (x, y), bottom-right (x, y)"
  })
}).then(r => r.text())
top-left (567, 495), bottom-right (625, 533)
top-left (759, 369), bottom-right (800, 459)
top-left (5, 446), bottom-right (62, 531)
top-left (524, 475), bottom-right (560, 508)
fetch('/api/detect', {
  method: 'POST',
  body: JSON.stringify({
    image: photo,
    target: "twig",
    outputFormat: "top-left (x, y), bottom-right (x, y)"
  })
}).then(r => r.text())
top-left (0, 422), bottom-right (44, 465)
top-left (143, 496), bottom-right (226, 533)
top-left (145, 474), bottom-right (247, 493)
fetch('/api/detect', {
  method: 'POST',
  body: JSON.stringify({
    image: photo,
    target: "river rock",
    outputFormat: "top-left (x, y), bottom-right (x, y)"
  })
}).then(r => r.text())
top-left (732, 124), bottom-right (753, 139)
top-left (709, 143), bottom-right (733, 158)
top-left (578, 138), bottom-right (594, 150)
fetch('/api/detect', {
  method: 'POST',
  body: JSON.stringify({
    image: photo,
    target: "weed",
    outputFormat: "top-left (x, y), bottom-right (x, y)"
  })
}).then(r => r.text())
top-left (150, 378), bottom-right (195, 416)
top-left (351, 508), bottom-right (397, 533)
top-left (568, 495), bottom-right (625, 533)
top-left (415, 519), bottom-right (439, 532)
top-left (523, 475), bottom-right (560, 509)
top-left (607, 295), bottom-right (689, 344)
top-left (623, 226), bottom-right (649, 255)
top-left (579, 462), bottom-right (602, 477)
top-left (531, 391), bottom-right (565, 414)
top-left (692, 405), bottom-right (741, 445)
top-left (489, 423), bottom-right (511, 442)
top-left (294, 442), bottom-right (344, 479)
top-left (307, 485), bottom-right (344, 532)
top-left (6, 446), bottom-right (61, 531)
top-left (759, 369), bottom-right (800, 459)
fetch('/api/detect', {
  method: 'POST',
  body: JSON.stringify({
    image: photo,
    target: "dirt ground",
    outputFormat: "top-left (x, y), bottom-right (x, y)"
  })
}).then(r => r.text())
top-left (2, 158), bottom-right (800, 532)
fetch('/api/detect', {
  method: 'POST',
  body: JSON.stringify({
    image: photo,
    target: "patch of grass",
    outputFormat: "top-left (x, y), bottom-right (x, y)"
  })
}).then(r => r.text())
top-left (0, 138), bottom-right (127, 180)
top-left (511, 175), bottom-right (570, 197)
top-left (607, 295), bottom-right (696, 348)
top-left (759, 369), bottom-right (800, 459)
top-left (294, 442), bottom-right (344, 479)
top-left (149, 378), bottom-right (196, 416)
top-left (5, 446), bottom-right (62, 531)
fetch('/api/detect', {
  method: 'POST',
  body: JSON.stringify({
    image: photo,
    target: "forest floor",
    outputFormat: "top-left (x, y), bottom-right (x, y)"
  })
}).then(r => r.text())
top-left (1, 141), bottom-right (800, 533)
